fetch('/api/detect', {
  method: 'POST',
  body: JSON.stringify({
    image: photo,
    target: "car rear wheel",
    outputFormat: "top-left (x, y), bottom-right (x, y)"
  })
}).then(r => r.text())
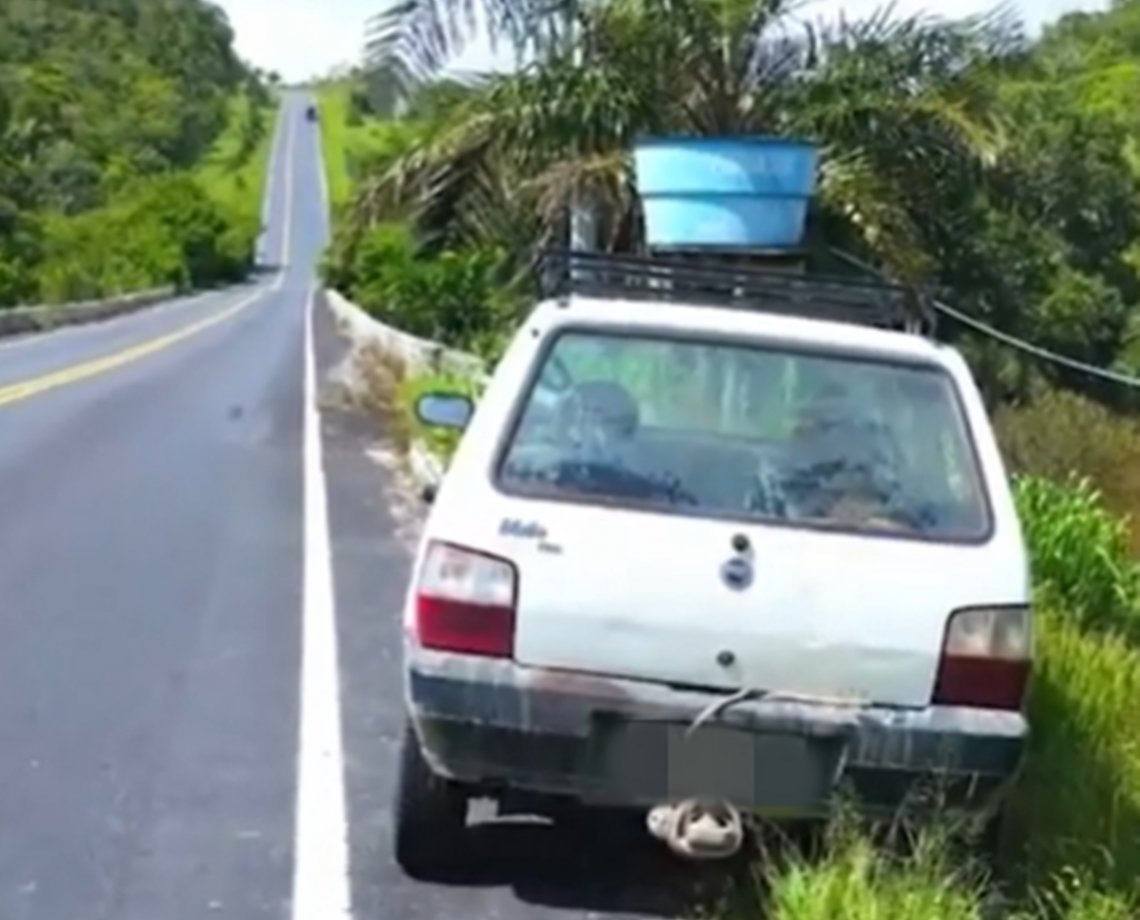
top-left (978, 802), bottom-right (1012, 867)
top-left (393, 721), bottom-right (469, 878)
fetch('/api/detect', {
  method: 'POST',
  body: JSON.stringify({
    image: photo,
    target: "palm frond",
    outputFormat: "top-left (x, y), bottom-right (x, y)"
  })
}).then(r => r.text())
top-left (364, 1), bottom-right (458, 114)
top-left (350, 0), bottom-right (1022, 284)
top-left (816, 151), bottom-right (934, 281)
top-left (363, 0), bottom-right (571, 111)
top-left (525, 149), bottom-right (635, 247)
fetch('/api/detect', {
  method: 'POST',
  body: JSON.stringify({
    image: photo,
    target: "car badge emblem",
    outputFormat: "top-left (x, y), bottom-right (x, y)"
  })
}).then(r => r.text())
top-left (720, 556), bottom-right (753, 591)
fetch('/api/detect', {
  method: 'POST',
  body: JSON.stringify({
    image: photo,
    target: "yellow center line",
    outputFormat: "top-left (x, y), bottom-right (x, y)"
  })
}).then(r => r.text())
top-left (0, 288), bottom-right (270, 408)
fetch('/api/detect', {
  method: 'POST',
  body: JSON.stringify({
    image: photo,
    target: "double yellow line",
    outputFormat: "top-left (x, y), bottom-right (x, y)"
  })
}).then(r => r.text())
top-left (0, 108), bottom-right (299, 412)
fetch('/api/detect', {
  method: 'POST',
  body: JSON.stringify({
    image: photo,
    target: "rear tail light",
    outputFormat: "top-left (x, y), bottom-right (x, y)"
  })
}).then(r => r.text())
top-left (932, 606), bottom-right (1033, 710)
top-left (414, 541), bottom-right (517, 658)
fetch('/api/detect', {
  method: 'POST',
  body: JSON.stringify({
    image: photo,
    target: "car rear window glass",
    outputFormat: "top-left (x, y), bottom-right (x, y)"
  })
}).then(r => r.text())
top-left (497, 329), bottom-right (992, 542)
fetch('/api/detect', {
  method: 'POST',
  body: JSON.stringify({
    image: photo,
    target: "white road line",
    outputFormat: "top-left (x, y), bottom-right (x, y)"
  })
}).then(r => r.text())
top-left (292, 285), bottom-right (352, 920)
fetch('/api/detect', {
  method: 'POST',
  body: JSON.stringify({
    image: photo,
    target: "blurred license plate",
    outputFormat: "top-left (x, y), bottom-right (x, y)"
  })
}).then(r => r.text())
top-left (664, 724), bottom-right (758, 802)
top-left (595, 719), bottom-right (842, 809)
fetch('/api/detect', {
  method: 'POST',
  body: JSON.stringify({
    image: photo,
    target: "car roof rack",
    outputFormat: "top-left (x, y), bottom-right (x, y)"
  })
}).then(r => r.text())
top-left (537, 248), bottom-right (937, 336)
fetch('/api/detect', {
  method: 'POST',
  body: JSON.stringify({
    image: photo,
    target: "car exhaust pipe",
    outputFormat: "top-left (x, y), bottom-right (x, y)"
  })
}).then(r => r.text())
top-left (647, 799), bottom-right (746, 860)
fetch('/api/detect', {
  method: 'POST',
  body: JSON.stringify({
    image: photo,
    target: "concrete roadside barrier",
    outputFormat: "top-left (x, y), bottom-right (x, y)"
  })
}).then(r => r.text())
top-left (0, 287), bottom-right (177, 339)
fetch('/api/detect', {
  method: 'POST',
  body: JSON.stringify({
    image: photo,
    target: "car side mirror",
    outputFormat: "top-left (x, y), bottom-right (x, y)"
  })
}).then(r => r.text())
top-left (415, 392), bottom-right (474, 430)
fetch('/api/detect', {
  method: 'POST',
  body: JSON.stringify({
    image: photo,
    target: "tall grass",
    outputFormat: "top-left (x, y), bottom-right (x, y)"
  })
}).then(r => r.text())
top-left (314, 83), bottom-right (354, 212)
top-left (315, 82), bottom-right (425, 214)
top-left (996, 390), bottom-right (1140, 555)
top-left (1013, 475), bottom-right (1139, 634)
top-left (731, 817), bottom-right (1138, 920)
top-left (349, 339), bottom-right (484, 469)
top-left (1009, 609), bottom-right (1140, 894)
top-left (762, 823), bottom-right (988, 920)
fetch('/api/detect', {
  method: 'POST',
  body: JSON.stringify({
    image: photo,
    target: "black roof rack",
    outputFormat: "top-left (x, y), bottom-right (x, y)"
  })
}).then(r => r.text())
top-left (537, 248), bottom-right (936, 335)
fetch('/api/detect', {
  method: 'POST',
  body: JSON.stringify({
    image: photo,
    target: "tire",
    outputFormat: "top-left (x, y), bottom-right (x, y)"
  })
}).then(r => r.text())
top-left (978, 803), bottom-right (1010, 867)
top-left (393, 720), bottom-right (469, 878)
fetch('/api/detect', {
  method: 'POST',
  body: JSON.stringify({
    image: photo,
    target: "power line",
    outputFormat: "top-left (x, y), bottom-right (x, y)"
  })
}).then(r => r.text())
top-left (932, 298), bottom-right (1140, 390)
top-left (827, 246), bottom-right (1140, 390)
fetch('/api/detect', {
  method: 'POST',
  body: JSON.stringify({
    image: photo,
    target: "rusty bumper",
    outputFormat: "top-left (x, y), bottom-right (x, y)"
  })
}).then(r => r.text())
top-left (404, 649), bottom-right (1027, 817)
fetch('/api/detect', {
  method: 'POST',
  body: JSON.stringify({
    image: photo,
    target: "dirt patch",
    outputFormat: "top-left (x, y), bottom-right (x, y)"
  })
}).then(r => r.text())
top-left (329, 339), bottom-right (427, 553)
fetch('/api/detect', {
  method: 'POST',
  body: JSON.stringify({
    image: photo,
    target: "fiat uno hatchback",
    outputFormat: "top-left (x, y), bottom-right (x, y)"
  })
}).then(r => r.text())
top-left (393, 250), bottom-right (1031, 875)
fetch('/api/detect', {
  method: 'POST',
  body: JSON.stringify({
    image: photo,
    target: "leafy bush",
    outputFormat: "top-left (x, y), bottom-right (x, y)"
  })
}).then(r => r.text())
top-left (0, 210), bottom-right (44, 306)
top-left (327, 220), bottom-right (521, 356)
top-left (193, 89), bottom-right (276, 229)
top-left (996, 389), bottom-right (1140, 554)
top-left (1013, 475), bottom-right (1139, 633)
top-left (30, 173), bottom-right (254, 302)
top-left (133, 174), bottom-right (255, 286)
top-left (35, 208), bottom-right (184, 301)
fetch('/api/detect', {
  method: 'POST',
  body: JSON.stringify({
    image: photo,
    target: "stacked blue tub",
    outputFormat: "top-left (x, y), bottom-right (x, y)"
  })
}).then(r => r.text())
top-left (632, 136), bottom-right (819, 250)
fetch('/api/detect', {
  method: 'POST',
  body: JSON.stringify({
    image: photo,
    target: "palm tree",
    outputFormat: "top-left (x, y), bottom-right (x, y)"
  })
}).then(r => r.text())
top-left (365, 0), bottom-right (574, 115)
top-left (357, 0), bottom-right (1022, 280)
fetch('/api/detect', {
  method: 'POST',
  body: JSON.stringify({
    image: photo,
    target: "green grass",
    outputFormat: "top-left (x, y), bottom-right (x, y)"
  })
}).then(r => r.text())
top-left (315, 82), bottom-right (355, 212)
top-left (193, 89), bottom-right (278, 225)
top-left (753, 828), bottom-right (1137, 920)
top-left (315, 80), bottom-right (429, 214)
top-left (1009, 608), bottom-right (1140, 893)
top-left (759, 828), bottom-right (990, 920)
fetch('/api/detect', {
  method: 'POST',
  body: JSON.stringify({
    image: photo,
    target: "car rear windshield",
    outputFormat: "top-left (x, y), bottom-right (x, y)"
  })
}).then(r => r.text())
top-left (496, 329), bottom-right (992, 542)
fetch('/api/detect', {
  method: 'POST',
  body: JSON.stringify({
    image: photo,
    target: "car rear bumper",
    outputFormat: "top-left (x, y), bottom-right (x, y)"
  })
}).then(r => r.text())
top-left (405, 649), bottom-right (1028, 817)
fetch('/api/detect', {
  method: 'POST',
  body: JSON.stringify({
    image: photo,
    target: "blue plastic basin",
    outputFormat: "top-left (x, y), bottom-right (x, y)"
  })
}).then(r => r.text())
top-left (633, 136), bottom-right (819, 197)
top-left (640, 194), bottom-right (810, 248)
top-left (633, 137), bottom-right (818, 248)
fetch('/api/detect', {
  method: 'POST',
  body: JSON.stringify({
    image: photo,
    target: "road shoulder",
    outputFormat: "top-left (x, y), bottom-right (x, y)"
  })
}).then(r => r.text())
top-left (313, 290), bottom-right (424, 918)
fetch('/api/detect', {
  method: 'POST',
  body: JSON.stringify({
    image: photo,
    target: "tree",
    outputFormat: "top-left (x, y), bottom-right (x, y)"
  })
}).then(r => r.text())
top-left (365, 0), bottom-right (567, 114)
top-left (0, 0), bottom-right (261, 305)
top-left (349, 0), bottom-right (1140, 404)
top-left (358, 1), bottom-right (1016, 273)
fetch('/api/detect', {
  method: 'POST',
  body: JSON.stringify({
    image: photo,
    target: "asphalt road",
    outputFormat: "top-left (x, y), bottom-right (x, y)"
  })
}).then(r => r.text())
top-left (0, 92), bottom-right (707, 920)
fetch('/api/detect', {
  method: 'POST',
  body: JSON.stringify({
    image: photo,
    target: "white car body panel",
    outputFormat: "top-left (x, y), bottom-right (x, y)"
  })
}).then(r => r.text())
top-left (404, 294), bottom-right (1031, 711)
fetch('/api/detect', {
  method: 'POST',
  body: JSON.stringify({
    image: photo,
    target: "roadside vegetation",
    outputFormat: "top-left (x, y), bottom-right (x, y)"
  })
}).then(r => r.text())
top-left (314, 80), bottom-right (424, 216)
top-left (317, 0), bottom-right (1140, 914)
top-left (194, 88), bottom-right (278, 236)
top-left (0, 0), bottom-right (274, 306)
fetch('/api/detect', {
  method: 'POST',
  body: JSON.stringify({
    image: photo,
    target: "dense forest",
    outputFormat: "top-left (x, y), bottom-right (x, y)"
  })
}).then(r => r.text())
top-left (0, 0), bottom-right (272, 306)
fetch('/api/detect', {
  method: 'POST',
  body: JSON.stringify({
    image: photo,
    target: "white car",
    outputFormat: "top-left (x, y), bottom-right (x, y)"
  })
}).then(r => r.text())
top-left (394, 252), bottom-right (1032, 875)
